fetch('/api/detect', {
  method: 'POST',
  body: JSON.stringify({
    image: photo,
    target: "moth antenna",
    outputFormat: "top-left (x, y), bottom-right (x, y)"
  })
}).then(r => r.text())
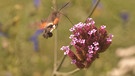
top-left (58, 1), bottom-right (70, 12)
top-left (60, 12), bottom-right (74, 26)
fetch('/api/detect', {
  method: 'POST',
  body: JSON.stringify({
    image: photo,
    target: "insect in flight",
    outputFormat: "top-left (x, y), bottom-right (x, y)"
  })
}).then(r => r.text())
top-left (39, 2), bottom-right (70, 39)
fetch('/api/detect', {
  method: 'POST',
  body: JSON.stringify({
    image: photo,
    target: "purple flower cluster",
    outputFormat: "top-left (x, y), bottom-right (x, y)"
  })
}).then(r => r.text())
top-left (33, 0), bottom-right (41, 9)
top-left (61, 18), bottom-right (113, 69)
top-left (30, 29), bottom-right (43, 51)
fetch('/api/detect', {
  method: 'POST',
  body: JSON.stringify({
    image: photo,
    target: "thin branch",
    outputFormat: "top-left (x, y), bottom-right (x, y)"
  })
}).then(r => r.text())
top-left (54, 46), bottom-right (73, 75)
top-left (65, 68), bottom-right (80, 75)
top-left (54, 30), bottom-right (58, 68)
top-left (87, 0), bottom-right (101, 18)
top-left (52, 0), bottom-right (58, 75)
top-left (52, 55), bottom-right (67, 76)
top-left (56, 55), bottom-right (67, 71)
top-left (55, 68), bottom-right (80, 76)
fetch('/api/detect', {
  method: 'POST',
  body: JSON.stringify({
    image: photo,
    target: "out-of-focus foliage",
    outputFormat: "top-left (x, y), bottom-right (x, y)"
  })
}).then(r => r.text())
top-left (0, 0), bottom-right (135, 76)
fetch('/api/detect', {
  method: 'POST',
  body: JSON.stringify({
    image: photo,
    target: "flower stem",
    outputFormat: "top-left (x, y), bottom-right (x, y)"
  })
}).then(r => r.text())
top-left (56, 45), bottom-right (73, 72)
top-left (52, 55), bottom-right (66, 76)
top-left (56, 55), bottom-right (67, 71)
top-left (52, 0), bottom-right (58, 76)
top-left (65, 68), bottom-right (80, 75)
top-left (87, 0), bottom-right (101, 18)
top-left (55, 68), bottom-right (80, 76)
top-left (54, 30), bottom-right (58, 69)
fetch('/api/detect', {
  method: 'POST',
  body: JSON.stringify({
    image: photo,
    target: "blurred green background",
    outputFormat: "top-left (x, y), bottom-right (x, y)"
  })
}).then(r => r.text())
top-left (0, 0), bottom-right (135, 76)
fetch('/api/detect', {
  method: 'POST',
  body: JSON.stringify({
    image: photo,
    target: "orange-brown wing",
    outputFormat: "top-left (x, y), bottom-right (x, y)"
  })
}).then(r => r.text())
top-left (39, 11), bottom-right (60, 29)
top-left (53, 17), bottom-right (59, 25)
top-left (39, 18), bottom-right (59, 29)
top-left (39, 22), bottom-right (47, 29)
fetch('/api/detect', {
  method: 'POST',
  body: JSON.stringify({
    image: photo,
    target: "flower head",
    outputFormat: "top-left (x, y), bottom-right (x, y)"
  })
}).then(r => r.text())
top-left (61, 18), bottom-right (113, 69)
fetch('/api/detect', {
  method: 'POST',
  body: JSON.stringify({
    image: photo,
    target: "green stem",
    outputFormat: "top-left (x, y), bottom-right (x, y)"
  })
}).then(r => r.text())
top-left (87, 0), bottom-right (101, 18)
top-left (52, 55), bottom-right (66, 76)
top-left (55, 68), bottom-right (80, 76)
top-left (54, 30), bottom-right (58, 68)
top-left (56, 55), bottom-right (67, 71)
top-left (52, 0), bottom-right (58, 76)
top-left (56, 45), bottom-right (73, 72)
top-left (65, 68), bottom-right (80, 75)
